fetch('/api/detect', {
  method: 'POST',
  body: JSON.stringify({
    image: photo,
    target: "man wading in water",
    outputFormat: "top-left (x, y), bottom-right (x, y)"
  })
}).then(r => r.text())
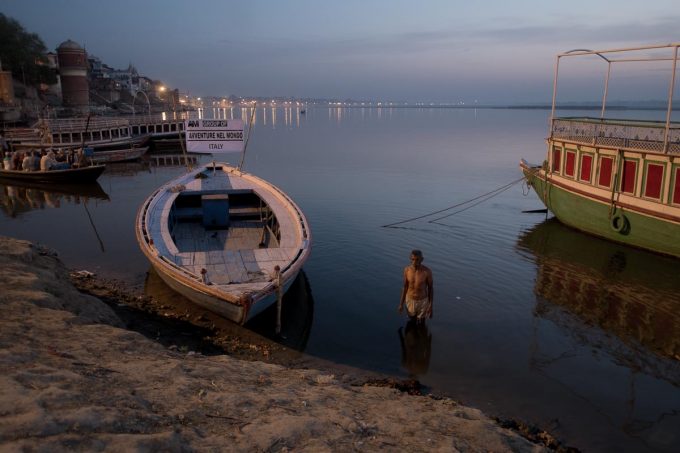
top-left (398, 250), bottom-right (433, 323)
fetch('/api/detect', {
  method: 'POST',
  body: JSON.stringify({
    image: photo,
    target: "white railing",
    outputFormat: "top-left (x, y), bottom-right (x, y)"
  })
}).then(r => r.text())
top-left (551, 118), bottom-right (680, 154)
top-left (33, 117), bottom-right (130, 133)
top-left (127, 114), bottom-right (189, 125)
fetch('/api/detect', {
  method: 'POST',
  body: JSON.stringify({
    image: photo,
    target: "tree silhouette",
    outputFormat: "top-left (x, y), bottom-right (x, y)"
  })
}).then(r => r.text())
top-left (0, 13), bottom-right (56, 86)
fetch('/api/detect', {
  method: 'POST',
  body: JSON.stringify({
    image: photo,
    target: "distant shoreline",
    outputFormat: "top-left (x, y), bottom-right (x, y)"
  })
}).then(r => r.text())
top-left (306, 104), bottom-right (670, 111)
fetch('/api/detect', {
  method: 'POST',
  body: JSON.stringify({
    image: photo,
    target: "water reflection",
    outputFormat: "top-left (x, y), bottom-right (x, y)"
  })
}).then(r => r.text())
top-left (144, 267), bottom-right (314, 352)
top-left (104, 161), bottom-right (152, 176)
top-left (517, 218), bottom-right (680, 381)
top-left (246, 271), bottom-right (315, 351)
top-left (398, 320), bottom-right (432, 377)
top-left (0, 181), bottom-right (109, 218)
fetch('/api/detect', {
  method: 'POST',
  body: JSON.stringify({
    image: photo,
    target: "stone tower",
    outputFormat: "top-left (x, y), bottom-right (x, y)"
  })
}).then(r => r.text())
top-left (57, 39), bottom-right (89, 110)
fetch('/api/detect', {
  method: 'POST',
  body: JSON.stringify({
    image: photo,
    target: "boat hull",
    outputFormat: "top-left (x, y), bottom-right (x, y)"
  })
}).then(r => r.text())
top-left (147, 257), bottom-right (299, 324)
top-left (521, 161), bottom-right (680, 258)
top-left (91, 146), bottom-right (149, 164)
top-left (0, 165), bottom-right (106, 184)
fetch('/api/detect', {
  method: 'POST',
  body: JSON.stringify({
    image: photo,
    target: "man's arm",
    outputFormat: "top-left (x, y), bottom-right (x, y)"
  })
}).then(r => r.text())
top-left (427, 269), bottom-right (434, 318)
top-left (398, 268), bottom-right (409, 313)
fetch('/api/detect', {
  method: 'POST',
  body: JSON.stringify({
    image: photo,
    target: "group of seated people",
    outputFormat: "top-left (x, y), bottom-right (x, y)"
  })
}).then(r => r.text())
top-left (2, 148), bottom-right (86, 172)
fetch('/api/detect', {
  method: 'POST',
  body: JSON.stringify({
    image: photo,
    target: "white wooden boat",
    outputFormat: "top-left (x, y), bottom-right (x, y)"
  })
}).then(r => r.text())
top-left (135, 162), bottom-right (311, 324)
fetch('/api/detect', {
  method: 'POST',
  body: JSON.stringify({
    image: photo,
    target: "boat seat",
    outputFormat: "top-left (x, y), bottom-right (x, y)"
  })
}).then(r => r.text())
top-left (202, 194), bottom-right (230, 229)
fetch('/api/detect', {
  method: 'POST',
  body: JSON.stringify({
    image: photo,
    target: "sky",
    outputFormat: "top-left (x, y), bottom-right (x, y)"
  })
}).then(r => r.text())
top-left (2, 0), bottom-right (679, 103)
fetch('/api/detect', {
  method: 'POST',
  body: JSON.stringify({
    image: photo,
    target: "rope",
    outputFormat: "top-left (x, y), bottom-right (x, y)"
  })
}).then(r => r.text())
top-left (381, 176), bottom-right (526, 228)
top-left (174, 108), bottom-right (192, 171)
top-left (607, 149), bottom-right (623, 219)
top-left (428, 181), bottom-right (518, 223)
top-left (177, 122), bottom-right (192, 171)
top-left (238, 107), bottom-right (256, 171)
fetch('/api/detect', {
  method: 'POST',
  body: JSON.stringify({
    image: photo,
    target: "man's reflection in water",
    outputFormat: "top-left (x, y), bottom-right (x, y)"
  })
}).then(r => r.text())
top-left (398, 319), bottom-right (432, 377)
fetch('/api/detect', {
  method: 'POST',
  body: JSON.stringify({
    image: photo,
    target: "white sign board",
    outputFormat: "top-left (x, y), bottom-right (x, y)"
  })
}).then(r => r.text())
top-left (184, 119), bottom-right (244, 153)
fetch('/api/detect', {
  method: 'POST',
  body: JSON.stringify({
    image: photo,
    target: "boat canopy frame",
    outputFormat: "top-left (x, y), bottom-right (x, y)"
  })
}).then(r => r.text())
top-left (550, 43), bottom-right (680, 152)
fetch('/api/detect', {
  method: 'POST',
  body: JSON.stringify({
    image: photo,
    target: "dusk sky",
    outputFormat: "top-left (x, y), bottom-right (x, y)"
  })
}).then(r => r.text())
top-left (2, 0), bottom-right (678, 103)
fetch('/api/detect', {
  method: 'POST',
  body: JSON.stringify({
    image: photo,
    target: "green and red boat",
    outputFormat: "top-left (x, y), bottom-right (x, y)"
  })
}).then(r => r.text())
top-left (521, 43), bottom-right (680, 258)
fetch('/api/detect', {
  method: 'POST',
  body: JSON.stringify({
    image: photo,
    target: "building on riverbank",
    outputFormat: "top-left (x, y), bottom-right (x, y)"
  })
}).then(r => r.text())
top-left (56, 40), bottom-right (89, 113)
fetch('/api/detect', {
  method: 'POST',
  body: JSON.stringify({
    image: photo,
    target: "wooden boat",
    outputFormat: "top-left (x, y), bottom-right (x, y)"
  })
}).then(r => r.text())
top-left (520, 43), bottom-right (680, 258)
top-left (0, 165), bottom-right (106, 184)
top-left (4, 117), bottom-right (151, 165)
top-left (135, 162), bottom-right (311, 324)
top-left (126, 114), bottom-right (186, 140)
top-left (89, 145), bottom-right (149, 164)
top-left (4, 117), bottom-right (151, 152)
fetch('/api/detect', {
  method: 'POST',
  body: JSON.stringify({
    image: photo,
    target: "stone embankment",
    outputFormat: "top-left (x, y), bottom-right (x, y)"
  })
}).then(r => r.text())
top-left (0, 236), bottom-right (557, 452)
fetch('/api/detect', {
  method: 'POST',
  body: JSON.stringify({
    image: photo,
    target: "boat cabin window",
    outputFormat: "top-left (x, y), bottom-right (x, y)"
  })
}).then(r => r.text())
top-left (552, 147), bottom-right (561, 173)
top-left (564, 150), bottom-right (576, 178)
top-left (60, 133), bottom-right (69, 143)
top-left (597, 156), bottom-right (614, 188)
top-left (673, 167), bottom-right (680, 205)
top-left (579, 154), bottom-right (593, 183)
top-left (93, 131), bottom-right (101, 141)
top-left (643, 162), bottom-right (664, 200)
top-left (112, 129), bottom-right (119, 139)
top-left (621, 160), bottom-right (638, 195)
top-left (102, 130), bottom-right (110, 139)
top-left (132, 126), bottom-right (140, 135)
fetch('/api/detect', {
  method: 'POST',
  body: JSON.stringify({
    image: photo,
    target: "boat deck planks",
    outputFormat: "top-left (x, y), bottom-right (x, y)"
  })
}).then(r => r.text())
top-left (144, 165), bottom-right (306, 286)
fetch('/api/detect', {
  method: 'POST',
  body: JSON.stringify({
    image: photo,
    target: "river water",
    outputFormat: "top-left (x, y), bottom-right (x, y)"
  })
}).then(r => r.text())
top-left (1, 107), bottom-right (679, 452)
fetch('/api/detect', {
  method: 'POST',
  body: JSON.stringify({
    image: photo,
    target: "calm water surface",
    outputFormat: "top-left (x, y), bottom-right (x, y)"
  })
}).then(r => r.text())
top-left (2, 107), bottom-right (679, 452)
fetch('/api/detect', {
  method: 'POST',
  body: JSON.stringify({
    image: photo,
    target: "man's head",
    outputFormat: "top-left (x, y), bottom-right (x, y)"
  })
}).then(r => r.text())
top-left (410, 249), bottom-right (423, 267)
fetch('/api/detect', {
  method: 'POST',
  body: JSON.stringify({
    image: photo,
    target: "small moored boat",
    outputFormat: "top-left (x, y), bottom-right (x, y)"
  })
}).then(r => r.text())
top-left (135, 162), bottom-right (311, 324)
top-left (89, 145), bottom-right (149, 164)
top-left (521, 43), bottom-right (680, 258)
top-left (0, 165), bottom-right (106, 184)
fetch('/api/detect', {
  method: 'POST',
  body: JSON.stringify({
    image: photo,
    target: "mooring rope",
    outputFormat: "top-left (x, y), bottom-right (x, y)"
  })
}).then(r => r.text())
top-left (238, 107), bottom-right (256, 171)
top-left (428, 181), bottom-right (519, 223)
top-left (381, 176), bottom-right (526, 228)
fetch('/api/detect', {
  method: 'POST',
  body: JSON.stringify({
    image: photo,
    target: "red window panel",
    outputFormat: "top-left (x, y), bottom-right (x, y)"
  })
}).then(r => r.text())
top-left (621, 160), bottom-right (637, 194)
top-left (673, 167), bottom-right (680, 204)
top-left (552, 147), bottom-right (561, 173)
top-left (580, 154), bottom-right (593, 182)
top-left (565, 151), bottom-right (576, 177)
top-left (598, 156), bottom-right (614, 187)
top-left (644, 163), bottom-right (664, 199)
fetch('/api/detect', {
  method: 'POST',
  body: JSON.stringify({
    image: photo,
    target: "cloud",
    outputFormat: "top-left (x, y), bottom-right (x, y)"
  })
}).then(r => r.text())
top-left (466, 16), bottom-right (680, 46)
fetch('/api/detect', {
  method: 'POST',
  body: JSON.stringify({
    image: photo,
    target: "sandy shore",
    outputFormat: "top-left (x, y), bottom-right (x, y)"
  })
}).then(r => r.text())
top-left (0, 236), bottom-right (563, 452)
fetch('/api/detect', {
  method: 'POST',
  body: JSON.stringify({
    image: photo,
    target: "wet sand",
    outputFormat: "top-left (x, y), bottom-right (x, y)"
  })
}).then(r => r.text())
top-left (0, 236), bottom-right (571, 451)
